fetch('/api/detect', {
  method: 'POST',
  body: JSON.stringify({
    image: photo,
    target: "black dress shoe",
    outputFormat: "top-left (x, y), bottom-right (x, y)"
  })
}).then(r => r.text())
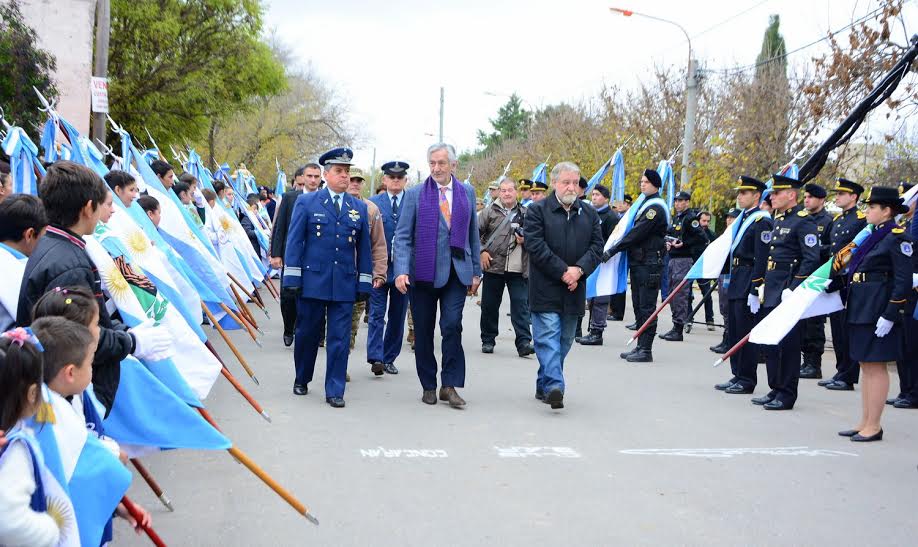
top-left (326, 397), bottom-right (345, 408)
top-left (709, 342), bottom-right (729, 354)
top-left (763, 399), bottom-right (792, 411)
top-left (886, 397), bottom-right (901, 405)
top-left (658, 326), bottom-right (683, 342)
top-left (371, 361), bottom-right (384, 376)
top-left (546, 388), bottom-right (564, 409)
top-left (619, 347), bottom-right (638, 359)
top-left (517, 343), bottom-right (535, 357)
top-left (625, 349), bottom-right (653, 362)
top-left (577, 331), bottom-right (603, 346)
top-left (817, 378), bottom-right (836, 387)
top-left (714, 381), bottom-right (735, 391)
top-left (837, 429), bottom-right (860, 437)
top-left (751, 394), bottom-right (774, 405)
top-left (383, 363), bottom-right (399, 374)
top-left (293, 384), bottom-right (308, 396)
top-left (283, 334), bottom-right (294, 347)
top-left (422, 390), bottom-right (437, 405)
top-left (725, 384), bottom-right (754, 394)
top-left (482, 343), bottom-right (495, 354)
top-left (851, 429), bottom-right (883, 442)
top-left (826, 380), bottom-right (854, 391)
top-left (799, 365), bottom-right (822, 379)
top-left (893, 398), bottom-right (918, 409)
top-left (625, 322), bottom-right (638, 331)
top-left (535, 389), bottom-right (545, 401)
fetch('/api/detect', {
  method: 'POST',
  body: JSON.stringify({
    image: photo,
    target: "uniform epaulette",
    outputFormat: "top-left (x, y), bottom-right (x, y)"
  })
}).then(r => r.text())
top-left (892, 227), bottom-right (905, 234)
top-left (856, 211), bottom-right (866, 219)
top-left (755, 216), bottom-right (762, 222)
top-left (797, 210), bottom-right (808, 217)
top-left (833, 213), bottom-right (842, 220)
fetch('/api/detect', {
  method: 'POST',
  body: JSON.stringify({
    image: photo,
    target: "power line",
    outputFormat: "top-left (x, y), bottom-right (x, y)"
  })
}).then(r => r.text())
top-left (707, 5), bottom-right (886, 75)
top-left (645, 0), bottom-right (773, 59)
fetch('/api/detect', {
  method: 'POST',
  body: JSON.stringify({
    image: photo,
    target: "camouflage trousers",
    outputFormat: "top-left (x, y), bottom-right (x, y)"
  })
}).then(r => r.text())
top-left (350, 301), bottom-right (367, 350)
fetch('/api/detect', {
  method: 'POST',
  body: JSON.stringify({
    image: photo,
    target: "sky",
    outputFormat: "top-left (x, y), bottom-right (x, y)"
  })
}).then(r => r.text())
top-left (264, 0), bottom-right (918, 182)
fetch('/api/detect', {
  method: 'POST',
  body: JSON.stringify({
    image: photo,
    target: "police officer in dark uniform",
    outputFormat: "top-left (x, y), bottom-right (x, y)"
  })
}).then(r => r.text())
top-left (716, 177), bottom-right (773, 393)
top-left (749, 174), bottom-right (820, 410)
top-left (836, 186), bottom-right (913, 441)
top-left (799, 183), bottom-right (833, 379)
top-left (283, 147), bottom-right (374, 408)
top-left (817, 179), bottom-right (868, 391)
top-left (601, 169), bottom-right (669, 362)
top-left (659, 191), bottom-right (706, 342)
top-left (889, 181), bottom-right (917, 408)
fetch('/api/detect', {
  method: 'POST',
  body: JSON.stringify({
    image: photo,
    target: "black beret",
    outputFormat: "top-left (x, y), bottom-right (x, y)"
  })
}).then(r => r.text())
top-left (578, 176), bottom-right (588, 189)
top-left (804, 183), bottom-right (827, 199)
top-left (593, 185), bottom-right (610, 199)
top-left (643, 169), bottom-right (662, 188)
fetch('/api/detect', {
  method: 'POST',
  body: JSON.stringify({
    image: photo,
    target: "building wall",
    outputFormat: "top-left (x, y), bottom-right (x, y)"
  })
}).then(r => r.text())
top-left (17, 0), bottom-right (96, 134)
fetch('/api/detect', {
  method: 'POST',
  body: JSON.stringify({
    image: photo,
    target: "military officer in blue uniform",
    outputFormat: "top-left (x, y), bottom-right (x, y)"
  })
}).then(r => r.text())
top-left (716, 176), bottom-right (773, 394)
top-left (749, 174), bottom-right (821, 410)
top-left (799, 183), bottom-right (833, 379)
top-left (283, 147), bottom-right (374, 408)
top-left (836, 186), bottom-right (913, 441)
top-left (818, 179), bottom-right (868, 392)
top-left (366, 160), bottom-right (411, 376)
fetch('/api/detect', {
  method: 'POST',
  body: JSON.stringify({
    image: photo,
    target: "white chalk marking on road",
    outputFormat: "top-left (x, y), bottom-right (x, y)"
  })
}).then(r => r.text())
top-left (494, 446), bottom-right (581, 459)
top-left (619, 446), bottom-right (858, 458)
top-left (359, 447), bottom-right (448, 458)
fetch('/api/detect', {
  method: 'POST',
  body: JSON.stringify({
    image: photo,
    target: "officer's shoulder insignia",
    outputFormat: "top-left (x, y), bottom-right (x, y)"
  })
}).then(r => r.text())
top-left (857, 211), bottom-right (866, 219)
top-left (804, 234), bottom-right (818, 247)
top-left (892, 227), bottom-right (904, 234)
top-left (761, 231), bottom-right (772, 243)
top-left (755, 216), bottom-right (763, 222)
top-left (646, 209), bottom-right (657, 220)
top-left (833, 213), bottom-right (842, 220)
top-left (691, 220), bottom-right (700, 228)
top-left (900, 241), bottom-right (913, 256)
top-left (797, 210), bottom-right (809, 217)
top-left (817, 226), bottom-right (824, 232)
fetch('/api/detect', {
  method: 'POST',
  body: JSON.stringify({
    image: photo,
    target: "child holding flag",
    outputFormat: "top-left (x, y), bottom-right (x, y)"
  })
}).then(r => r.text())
top-left (0, 327), bottom-right (63, 547)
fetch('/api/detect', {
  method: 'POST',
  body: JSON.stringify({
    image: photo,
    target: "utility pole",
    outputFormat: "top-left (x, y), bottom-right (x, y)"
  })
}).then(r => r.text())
top-left (680, 59), bottom-right (698, 190)
top-left (438, 86), bottom-right (444, 143)
top-left (369, 147), bottom-right (377, 195)
top-left (90, 0), bottom-right (110, 149)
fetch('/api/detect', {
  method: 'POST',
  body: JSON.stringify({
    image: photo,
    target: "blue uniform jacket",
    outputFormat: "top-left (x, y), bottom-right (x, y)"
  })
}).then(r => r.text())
top-left (763, 204), bottom-right (820, 307)
top-left (282, 188), bottom-right (372, 301)
top-left (727, 209), bottom-right (774, 301)
top-left (369, 191), bottom-right (403, 283)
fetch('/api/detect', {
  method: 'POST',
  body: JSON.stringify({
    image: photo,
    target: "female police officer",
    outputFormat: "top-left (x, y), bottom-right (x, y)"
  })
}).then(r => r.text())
top-left (837, 186), bottom-right (913, 442)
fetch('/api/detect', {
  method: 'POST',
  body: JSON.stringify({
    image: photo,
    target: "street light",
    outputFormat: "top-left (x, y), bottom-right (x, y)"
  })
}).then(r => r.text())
top-left (610, 7), bottom-right (698, 190)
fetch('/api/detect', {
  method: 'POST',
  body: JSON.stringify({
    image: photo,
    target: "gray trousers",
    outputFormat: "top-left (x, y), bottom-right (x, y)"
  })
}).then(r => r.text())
top-left (667, 257), bottom-right (693, 326)
top-left (587, 295), bottom-right (611, 332)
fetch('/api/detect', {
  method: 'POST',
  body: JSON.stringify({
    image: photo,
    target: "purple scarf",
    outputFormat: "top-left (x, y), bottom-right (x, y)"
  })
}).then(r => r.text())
top-left (414, 175), bottom-right (470, 283)
top-left (847, 222), bottom-right (894, 283)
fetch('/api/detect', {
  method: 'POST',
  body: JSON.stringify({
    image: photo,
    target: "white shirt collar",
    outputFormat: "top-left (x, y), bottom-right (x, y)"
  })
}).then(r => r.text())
top-left (327, 189), bottom-right (345, 201)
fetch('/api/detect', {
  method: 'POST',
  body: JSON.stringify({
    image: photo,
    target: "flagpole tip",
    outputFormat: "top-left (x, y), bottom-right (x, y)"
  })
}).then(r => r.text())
top-left (305, 513), bottom-right (319, 525)
top-left (159, 494), bottom-right (175, 512)
top-left (625, 337), bottom-right (636, 347)
top-left (254, 339), bottom-right (263, 348)
top-left (712, 358), bottom-right (723, 367)
top-left (251, 376), bottom-right (260, 386)
top-left (260, 410), bottom-right (272, 423)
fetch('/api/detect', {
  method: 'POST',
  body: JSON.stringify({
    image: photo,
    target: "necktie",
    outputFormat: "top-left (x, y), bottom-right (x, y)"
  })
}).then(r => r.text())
top-left (392, 195), bottom-right (399, 216)
top-left (334, 194), bottom-right (341, 215)
top-left (439, 186), bottom-right (451, 228)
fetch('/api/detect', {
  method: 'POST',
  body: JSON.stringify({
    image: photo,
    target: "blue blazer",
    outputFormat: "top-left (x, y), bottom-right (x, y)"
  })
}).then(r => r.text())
top-left (369, 191), bottom-right (404, 283)
top-left (392, 181), bottom-right (482, 288)
top-left (283, 188), bottom-right (372, 301)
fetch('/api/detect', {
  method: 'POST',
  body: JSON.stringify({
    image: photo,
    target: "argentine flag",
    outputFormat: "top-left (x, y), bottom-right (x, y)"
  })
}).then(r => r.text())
top-left (30, 387), bottom-right (131, 547)
top-left (2, 125), bottom-right (46, 196)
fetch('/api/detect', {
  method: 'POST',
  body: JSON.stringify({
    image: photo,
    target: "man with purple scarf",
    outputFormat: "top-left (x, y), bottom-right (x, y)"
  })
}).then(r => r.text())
top-left (393, 143), bottom-right (481, 407)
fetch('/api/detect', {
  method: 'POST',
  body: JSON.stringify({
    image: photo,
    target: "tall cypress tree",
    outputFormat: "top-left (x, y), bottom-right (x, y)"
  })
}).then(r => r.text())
top-left (756, 15), bottom-right (788, 80)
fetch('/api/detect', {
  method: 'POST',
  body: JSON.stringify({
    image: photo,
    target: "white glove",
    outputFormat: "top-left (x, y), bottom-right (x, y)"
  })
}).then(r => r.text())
top-left (747, 293), bottom-right (760, 314)
top-left (781, 288), bottom-right (793, 303)
top-left (129, 320), bottom-right (174, 360)
top-left (875, 317), bottom-right (894, 338)
top-left (192, 188), bottom-right (206, 208)
top-left (913, 273), bottom-right (918, 288)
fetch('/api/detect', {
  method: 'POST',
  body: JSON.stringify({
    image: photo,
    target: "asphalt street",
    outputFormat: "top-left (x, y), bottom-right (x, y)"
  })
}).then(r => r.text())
top-left (117, 288), bottom-right (918, 546)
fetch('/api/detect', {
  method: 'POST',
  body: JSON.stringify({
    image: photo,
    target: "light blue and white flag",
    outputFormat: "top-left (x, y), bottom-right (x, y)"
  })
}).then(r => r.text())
top-left (0, 242), bottom-right (27, 329)
top-left (657, 159), bottom-right (676, 209)
top-left (586, 193), bottom-right (671, 297)
top-left (29, 387), bottom-right (131, 547)
top-left (584, 155), bottom-right (614, 194)
top-left (2, 125), bottom-right (46, 195)
top-left (610, 149), bottom-right (625, 202)
top-left (685, 209), bottom-right (769, 281)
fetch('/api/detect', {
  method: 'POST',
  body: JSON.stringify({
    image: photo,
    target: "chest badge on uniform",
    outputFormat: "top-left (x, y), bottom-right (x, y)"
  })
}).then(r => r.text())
top-left (804, 234), bottom-right (818, 247)
top-left (901, 241), bottom-right (914, 257)
top-left (761, 232), bottom-right (772, 243)
top-left (675, 225), bottom-right (681, 231)
top-left (646, 209), bottom-right (657, 220)
top-left (348, 209), bottom-right (361, 222)
top-left (691, 220), bottom-right (700, 228)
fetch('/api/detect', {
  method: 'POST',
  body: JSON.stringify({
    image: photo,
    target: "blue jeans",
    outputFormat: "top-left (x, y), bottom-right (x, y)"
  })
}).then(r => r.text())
top-left (531, 312), bottom-right (578, 394)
